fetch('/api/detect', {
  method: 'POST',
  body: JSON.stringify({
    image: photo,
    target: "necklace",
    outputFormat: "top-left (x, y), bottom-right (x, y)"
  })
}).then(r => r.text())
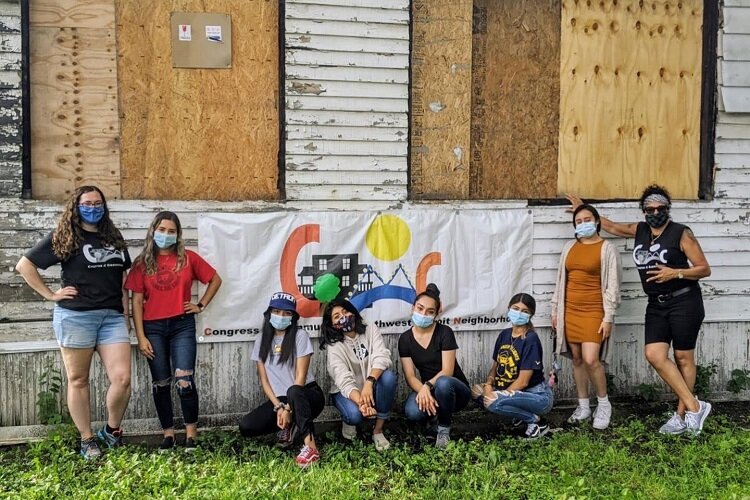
top-left (650, 221), bottom-right (670, 244)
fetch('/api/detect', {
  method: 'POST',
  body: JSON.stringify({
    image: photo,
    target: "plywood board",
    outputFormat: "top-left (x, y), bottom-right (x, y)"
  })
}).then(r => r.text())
top-left (558, 0), bottom-right (703, 199)
top-left (470, 0), bottom-right (560, 199)
top-left (29, 26), bottom-right (121, 200)
top-left (30, 0), bottom-right (115, 29)
top-left (117, 0), bottom-right (279, 201)
top-left (410, 0), bottom-right (473, 199)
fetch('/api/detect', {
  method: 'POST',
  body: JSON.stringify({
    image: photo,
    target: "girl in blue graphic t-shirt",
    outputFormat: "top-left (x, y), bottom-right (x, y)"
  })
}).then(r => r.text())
top-left (472, 293), bottom-right (554, 439)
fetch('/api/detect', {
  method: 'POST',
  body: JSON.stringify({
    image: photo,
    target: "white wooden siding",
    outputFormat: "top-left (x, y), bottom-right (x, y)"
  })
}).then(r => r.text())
top-left (722, 3), bottom-right (750, 112)
top-left (284, 0), bottom-right (409, 201)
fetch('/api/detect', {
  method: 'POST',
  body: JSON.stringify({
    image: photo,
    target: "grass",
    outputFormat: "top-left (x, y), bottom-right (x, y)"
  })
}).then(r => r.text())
top-left (1, 410), bottom-right (749, 499)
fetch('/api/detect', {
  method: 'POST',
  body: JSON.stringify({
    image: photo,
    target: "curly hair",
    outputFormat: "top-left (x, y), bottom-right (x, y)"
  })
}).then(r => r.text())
top-left (319, 299), bottom-right (366, 349)
top-left (133, 211), bottom-right (186, 275)
top-left (52, 185), bottom-right (126, 261)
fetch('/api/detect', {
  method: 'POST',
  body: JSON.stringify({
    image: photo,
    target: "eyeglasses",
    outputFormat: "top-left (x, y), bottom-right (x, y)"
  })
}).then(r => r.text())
top-left (79, 202), bottom-right (104, 208)
top-left (643, 206), bottom-right (668, 215)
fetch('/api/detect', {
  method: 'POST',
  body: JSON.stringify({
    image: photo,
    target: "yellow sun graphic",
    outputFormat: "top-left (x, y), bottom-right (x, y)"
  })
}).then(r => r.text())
top-left (365, 214), bottom-right (411, 262)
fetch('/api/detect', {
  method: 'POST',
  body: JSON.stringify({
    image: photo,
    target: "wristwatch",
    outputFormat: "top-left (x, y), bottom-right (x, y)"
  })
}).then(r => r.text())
top-left (197, 302), bottom-right (205, 312)
top-left (366, 375), bottom-right (377, 384)
top-left (425, 381), bottom-right (435, 392)
top-left (677, 270), bottom-right (684, 279)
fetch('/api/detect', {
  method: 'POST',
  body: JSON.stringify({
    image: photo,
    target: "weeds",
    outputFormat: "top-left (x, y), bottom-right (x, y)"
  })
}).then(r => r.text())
top-left (727, 368), bottom-right (750, 394)
top-left (637, 382), bottom-right (660, 402)
top-left (695, 363), bottom-right (718, 398)
top-left (36, 360), bottom-right (69, 425)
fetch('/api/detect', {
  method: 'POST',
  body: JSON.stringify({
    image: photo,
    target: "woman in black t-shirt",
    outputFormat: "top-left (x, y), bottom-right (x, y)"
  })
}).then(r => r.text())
top-left (471, 293), bottom-right (553, 439)
top-left (567, 185), bottom-right (712, 436)
top-left (399, 284), bottom-right (470, 449)
top-left (15, 186), bottom-right (132, 460)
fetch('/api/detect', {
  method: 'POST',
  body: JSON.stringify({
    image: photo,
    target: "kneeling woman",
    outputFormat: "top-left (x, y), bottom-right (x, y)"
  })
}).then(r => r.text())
top-left (239, 293), bottom-right (325, 468)
top-left (400, 284), bottom-right (470, 448)
top-left (320, 299), bottom-right (397, 452)
top-left (472, 293), bottom-right (553, 439)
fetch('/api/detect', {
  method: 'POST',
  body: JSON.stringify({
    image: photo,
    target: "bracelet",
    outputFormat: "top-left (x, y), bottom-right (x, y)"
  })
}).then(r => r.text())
top-left (273, 402), bottom-right (285, 412)
top-left (425, 381), bottom-right (435, 392)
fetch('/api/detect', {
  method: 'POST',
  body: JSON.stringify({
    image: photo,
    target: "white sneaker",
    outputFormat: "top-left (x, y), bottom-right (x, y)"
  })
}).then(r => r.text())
top-left (341, 422), bottom-right (357, 441)
top-left (567, 406), bottom-right (592, 424)
top-left (592, 404), bottom-right (612, 430)
top-left (685, 400), bottom-right (712, 436)
top-left (658, 412), bottom-right (687, 435)
top-left (372, 432), bottom-right (390, 452)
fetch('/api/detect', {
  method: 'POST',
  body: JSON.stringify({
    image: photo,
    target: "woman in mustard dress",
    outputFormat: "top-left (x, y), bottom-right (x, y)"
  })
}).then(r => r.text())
top-left (552, 204), bottom-right (621, 429)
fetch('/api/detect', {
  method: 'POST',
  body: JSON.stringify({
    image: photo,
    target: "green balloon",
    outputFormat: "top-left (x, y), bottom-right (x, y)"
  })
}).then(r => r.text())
top-left (314, 273), bottom-right (341, 303)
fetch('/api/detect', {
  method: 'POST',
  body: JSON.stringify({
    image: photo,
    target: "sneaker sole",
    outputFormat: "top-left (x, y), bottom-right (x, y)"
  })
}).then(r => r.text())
top-left (158, 448), bottom-right (174, 454)
top-left (296, 459), bottom-right (320, 469)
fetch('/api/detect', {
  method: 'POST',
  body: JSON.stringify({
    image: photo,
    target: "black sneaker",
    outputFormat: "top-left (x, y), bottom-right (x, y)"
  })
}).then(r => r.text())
top-left (158, 436), bottom-right (175, 453)
top-left (80, 437), bottom-right (102, 460)
top-left (184, 437), bottom-right (198, 452)
top-left (524, 418), bottom-right (550, 439)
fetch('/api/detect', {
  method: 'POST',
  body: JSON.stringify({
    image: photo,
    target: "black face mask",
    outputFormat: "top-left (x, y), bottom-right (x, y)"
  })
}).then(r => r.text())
top-left (645, 211), bottom-right (670, 228)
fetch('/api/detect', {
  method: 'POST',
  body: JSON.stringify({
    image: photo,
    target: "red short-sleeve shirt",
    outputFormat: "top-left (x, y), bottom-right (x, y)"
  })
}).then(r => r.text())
top-left (125, 250), bottom-right (216, 321)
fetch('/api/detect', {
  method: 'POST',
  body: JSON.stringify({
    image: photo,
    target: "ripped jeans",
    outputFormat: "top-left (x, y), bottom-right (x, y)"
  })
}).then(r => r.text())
top-left (144, 314), bottom-right (198, 429)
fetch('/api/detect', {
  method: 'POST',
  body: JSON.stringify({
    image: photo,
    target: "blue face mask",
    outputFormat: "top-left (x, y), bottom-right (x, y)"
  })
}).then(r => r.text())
top-left (270, 313), bottom-right (292, 331)
top-left (411, 311), bottom-right (435, 328)
top-left (507, 309), bottom-right (531, 326)
top-left (575, 221), bottom-right (598, 238)
top-left (153, 232), bottom-right (178, 249)
top-left (78, 205), bottom-right (105, 225)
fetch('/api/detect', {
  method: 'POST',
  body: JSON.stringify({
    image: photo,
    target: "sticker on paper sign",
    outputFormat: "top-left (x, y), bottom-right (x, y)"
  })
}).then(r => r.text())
top-left (178, 24), bottom-right (192, 41)
top-left (205, 25), bottom-right (222, 42)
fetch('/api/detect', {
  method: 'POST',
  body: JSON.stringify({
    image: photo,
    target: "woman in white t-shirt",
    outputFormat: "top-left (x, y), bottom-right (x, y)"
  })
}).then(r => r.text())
top-left (238, 292), bottom-right (324, 469)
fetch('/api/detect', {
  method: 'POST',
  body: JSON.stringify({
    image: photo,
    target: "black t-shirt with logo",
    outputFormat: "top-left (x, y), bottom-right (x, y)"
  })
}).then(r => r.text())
top-left (633, 221), bottom-right (697, 296)
top-left (398, 323), bottom-right (469, 386)
top-left (25, 230), bottom-right (131, 312)
top-left (491, 328), bottom-right (545, 390)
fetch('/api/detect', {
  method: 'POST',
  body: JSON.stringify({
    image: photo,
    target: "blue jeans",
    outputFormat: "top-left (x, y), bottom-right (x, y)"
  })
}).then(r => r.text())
top-left (143, 314), bottom-right (198, 429)
top-left (480, 381), bottom-right (554, 424)
top-left (332, 369), bottom-right (397, 424)
top-left (404, 376), bottom-right (471, 427)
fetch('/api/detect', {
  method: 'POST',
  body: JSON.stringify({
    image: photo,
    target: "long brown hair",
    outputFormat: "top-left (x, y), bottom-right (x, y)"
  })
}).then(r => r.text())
top-left (52, 185), bottom-right (126, 261)
top-left (133, 211), bottom-right (186, 275)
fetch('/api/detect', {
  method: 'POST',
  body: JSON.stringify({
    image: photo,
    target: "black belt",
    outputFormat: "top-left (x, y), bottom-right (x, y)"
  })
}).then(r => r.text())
top-left (650, 286), bottom-right (694, 304)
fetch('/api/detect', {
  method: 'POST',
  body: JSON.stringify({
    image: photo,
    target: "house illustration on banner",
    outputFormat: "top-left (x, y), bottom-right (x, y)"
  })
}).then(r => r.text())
top-left (297, 254), bottom-right (374, 300)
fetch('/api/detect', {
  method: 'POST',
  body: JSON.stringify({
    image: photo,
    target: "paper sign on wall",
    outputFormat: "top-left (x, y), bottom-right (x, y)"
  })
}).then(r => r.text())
top-left (178, 24), bottom-right (191, 41)
top-left (206, 25), bottom-right (222, 42)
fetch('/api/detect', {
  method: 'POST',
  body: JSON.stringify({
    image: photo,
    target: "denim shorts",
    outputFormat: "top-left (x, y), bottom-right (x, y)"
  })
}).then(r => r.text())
top-left (52, 306), bottom-right (130, 348)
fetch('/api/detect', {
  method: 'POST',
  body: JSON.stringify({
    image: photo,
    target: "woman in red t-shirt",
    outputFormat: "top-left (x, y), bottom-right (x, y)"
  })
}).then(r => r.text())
top-left (125, 211), bottom-right (222, 452)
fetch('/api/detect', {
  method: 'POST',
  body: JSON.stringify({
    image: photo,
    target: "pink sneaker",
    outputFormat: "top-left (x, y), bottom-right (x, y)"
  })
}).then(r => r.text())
top-left (295, 445), bottom-right (320, 469)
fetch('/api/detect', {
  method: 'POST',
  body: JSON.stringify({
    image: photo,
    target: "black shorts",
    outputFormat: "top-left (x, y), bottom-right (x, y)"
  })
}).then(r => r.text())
top-left (644, 288), bottom-right (705, 351)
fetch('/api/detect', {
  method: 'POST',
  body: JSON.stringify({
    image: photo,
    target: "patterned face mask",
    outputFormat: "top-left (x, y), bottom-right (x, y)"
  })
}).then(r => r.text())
top-left (333, 314), bottom-right (354, 333)
top-left (645, 210), bottom-right (669, 228)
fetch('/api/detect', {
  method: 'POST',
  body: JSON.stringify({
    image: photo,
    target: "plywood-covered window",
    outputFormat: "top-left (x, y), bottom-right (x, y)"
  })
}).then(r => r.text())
top-left (29, 0), bottom-right (279, 201)
top-left (410, 0), bottom-right (709, 201)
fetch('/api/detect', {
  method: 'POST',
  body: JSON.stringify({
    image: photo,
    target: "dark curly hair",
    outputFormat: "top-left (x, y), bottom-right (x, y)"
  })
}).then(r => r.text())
top-left (319, 299), bottom-right (366, 349)
top-left (52, 185), bottom-right (126, 261)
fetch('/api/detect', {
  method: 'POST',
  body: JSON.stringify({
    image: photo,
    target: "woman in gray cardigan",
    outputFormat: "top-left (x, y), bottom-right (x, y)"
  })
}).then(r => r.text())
top-left (551, 204), bottom-right (621, 430)
top-left (320, 299), bottom-right (397, 452)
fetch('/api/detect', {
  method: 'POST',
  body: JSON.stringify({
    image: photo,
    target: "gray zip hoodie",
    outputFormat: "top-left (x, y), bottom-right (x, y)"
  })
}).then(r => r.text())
top-left (326, 323), bottom-right (392, 398)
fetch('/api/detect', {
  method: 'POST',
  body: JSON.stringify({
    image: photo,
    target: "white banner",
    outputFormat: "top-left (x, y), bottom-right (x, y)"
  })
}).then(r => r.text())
top-left (197, 210), bottom-right (532, 341)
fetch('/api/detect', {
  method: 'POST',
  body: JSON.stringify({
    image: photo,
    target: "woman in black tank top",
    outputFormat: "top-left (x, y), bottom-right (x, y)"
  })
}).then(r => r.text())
top-left (566, 185), bottom-right (712, 436)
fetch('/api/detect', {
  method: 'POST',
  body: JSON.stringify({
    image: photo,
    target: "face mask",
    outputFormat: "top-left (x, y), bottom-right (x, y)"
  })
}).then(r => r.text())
top-left (411, 312), bottom-right (435, 328)
top-left (333, 314), bottom-right (354, 333)
top-left (153, 232), bottom-right (178, 249)
top-left (574, 221), bottom-right (597, 238)
top-left (78, 205), bottom-right (104, 225)
top-left (270, 313), bottom-right (292, 331)
top-left (507, 309), bottom-right (531, 326)
top-left (645, 211), bottom-right (670, 228)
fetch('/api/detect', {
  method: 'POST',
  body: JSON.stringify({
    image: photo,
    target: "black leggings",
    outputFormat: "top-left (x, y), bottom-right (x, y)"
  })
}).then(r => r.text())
top-left (239, 382), bottom-right (325, 440)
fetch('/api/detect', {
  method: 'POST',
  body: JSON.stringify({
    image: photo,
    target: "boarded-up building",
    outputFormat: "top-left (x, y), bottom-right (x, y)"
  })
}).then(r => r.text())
top-left (1, 0), bottom-right (748, 441)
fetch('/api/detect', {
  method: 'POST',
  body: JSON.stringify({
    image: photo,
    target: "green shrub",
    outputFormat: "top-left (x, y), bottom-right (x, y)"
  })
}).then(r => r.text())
top-left (695, 363), bottom-right (718, 398)
top-left (727, 368), bottom-right (750, 394)
top-left (36, 360), bottom-right (69, 425)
